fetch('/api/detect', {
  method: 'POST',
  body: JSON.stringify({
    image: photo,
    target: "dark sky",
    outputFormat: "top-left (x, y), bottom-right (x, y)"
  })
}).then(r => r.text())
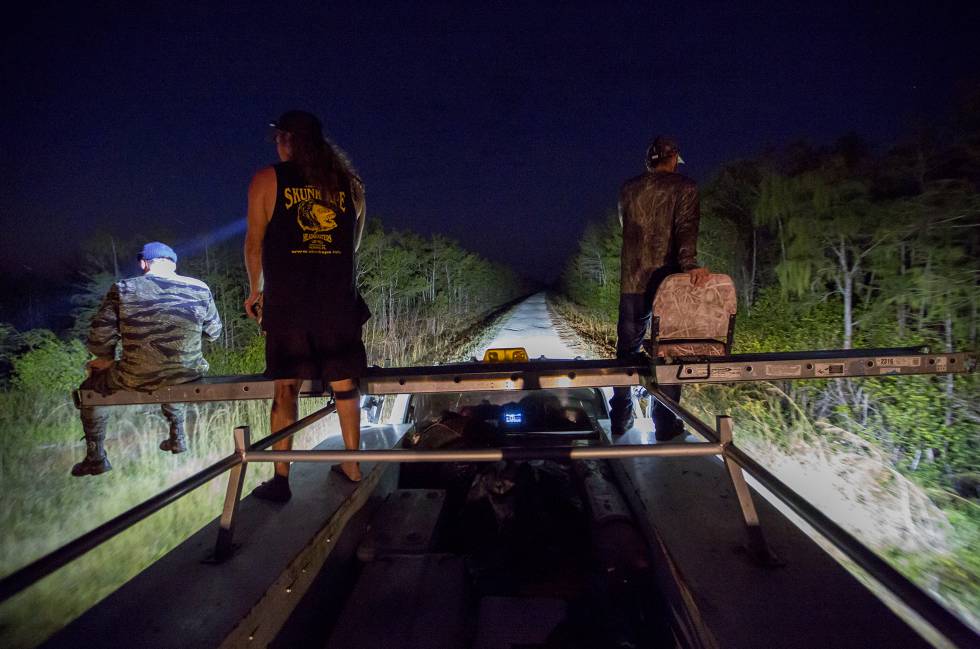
top-left (1, 1), bottom-right (978, 291)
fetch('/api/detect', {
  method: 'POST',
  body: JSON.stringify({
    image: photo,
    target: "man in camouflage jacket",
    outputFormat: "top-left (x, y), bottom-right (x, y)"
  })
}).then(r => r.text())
top-left (72, 242), bottom-right (222, 476)
top-left (610, 136), bottom-right (709, 438)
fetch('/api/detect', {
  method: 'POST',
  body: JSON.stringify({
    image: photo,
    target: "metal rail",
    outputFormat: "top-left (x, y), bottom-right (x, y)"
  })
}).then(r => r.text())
top-left (74, 347), bottom-right (975, 406)
top-left (0, 402), bottom-right (337, 603)
top-left (647, 387), bottom-right (980, 648)
top-left (247, 443), bottom-right (724, 463)
top-left (723, 443), bottom-right (980, 649)
top-left (0, 452), bottom-right (241, 603)
top-left (4, 351), bottom-right (977, 647)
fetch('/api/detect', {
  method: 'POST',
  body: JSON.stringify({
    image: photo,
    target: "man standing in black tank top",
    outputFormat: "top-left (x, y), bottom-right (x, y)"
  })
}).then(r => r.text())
top-left (244, 110), bottom-right (370, 501)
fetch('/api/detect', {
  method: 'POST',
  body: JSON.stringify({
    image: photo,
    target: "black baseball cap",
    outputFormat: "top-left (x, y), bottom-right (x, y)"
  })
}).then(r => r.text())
top-left (646, 136), bottom-right (685, 165)
top-left (269, 110), bottom-right (323, 140)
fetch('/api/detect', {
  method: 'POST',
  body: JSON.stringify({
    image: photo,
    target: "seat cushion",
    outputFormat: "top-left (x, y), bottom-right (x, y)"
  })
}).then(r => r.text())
top-left (643, 340), bottom-right (728, 359)
top-left (651, 273), bottom-right (736, 358)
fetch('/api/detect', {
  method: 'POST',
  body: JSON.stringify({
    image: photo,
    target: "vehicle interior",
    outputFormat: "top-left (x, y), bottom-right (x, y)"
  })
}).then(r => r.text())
top-left (405, 387), bottom-right (607, 442)
top-left (39, 349), bottom-right (971, 649)
top-left (322, 387), bottom-right (673, 649)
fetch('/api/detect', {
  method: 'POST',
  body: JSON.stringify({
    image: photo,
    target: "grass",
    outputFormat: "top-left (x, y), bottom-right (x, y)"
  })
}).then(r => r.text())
top-left (548, 293), bottom-right (980, 632)
top-left (0, 391), bottom-right (332, 649)
top-left (3, 295), bottom-right (976, 645)
top-left (884, 496), bottom-right (980, 629)
top-left (0, 302), bottom-right (522, 648)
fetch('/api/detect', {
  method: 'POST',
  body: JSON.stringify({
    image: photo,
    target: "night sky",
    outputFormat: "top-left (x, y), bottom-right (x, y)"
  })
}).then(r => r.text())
top-left (2, 1), bottom-right (978, 300)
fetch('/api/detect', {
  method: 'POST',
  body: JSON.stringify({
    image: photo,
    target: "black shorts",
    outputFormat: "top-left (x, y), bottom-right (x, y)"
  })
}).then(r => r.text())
top-left (264, 328), bottom-right (368, 384)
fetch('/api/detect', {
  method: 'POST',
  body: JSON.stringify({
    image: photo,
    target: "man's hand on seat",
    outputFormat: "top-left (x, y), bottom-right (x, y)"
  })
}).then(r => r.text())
top-left (687, 266), bottom-right (710, 287)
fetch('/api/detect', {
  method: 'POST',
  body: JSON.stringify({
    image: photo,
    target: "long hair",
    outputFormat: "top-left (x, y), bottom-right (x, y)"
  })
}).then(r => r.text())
top-left (288, 131), bottom-right (361, 199)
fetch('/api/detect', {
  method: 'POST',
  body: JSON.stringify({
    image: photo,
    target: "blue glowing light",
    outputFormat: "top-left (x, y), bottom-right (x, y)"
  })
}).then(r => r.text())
top-left (173, 219), bottom-right (248, 258)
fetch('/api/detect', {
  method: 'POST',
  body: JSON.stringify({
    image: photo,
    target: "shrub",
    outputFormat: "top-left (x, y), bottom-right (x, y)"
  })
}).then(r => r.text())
top-left (11, 330), bottom-right (88, 394)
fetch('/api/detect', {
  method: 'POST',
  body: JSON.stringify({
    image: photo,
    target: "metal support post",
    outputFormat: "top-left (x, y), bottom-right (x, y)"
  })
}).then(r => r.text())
top-left (718, 415), bottom-right (779, 566)
top-left (638, 373), bottom-right (658, 419)
top-left (214, 426), bottom-right (250, 561)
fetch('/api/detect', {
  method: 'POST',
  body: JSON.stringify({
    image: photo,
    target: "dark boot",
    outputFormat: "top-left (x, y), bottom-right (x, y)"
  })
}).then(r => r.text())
top-left (159, 423), bottom-right (187, 454)
top-left (610, 412), bottom-right (635, 437)
top-left (609, 387), bottom-right (635, 436)
top-left (652, 387), bottom-right (685, 441)
top-left (72, 438), bottom-right (112, 476)
top-left (160, 403), bottom-right (187, 453)
top-left (252, 475), bottom-right (292, 503)
top-left (654, 418), bottom-right (686, 442)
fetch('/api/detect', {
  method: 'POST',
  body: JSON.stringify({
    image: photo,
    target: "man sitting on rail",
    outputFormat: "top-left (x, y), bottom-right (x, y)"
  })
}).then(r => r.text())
top-left (72, 242), bottom-right (223, 476)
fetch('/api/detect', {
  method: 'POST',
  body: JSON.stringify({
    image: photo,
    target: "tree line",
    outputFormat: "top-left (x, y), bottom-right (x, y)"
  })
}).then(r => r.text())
top-left (0, 221), bottom-right (529, 649)
top-left (561, 105), bottom-right (980, 491)
top-left (0, 220), bottom-right (528, 393)
top-left (557, 98), bottom-right (980, 623)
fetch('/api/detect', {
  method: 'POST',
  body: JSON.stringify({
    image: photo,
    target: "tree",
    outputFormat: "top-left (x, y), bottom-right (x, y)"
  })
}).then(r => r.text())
top-left (763, 165), bottom-right (884, 349)
top-left (561, 212), bottom-right (621, 317)
top-left (11, 330), bottom-right (87, 393)
top-left (701, 160), bottom-right (763, 307)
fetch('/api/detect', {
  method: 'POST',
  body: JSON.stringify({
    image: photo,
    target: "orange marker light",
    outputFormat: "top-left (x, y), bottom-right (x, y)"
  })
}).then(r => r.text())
top-left (482, 347), bottom-right (529, 363)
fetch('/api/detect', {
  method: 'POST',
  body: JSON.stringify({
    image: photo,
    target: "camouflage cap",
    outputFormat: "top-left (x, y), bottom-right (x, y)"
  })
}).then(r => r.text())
top-left (646, 136), bottom-right (685, 166)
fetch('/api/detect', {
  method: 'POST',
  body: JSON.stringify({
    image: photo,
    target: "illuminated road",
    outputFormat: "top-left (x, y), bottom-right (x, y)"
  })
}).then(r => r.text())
top-left (476, 293), bottom-right (589, 361)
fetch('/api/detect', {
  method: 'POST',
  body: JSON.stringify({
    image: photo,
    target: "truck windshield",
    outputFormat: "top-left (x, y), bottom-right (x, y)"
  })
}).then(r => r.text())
top-left (408, 388), bottom-right (607, 435)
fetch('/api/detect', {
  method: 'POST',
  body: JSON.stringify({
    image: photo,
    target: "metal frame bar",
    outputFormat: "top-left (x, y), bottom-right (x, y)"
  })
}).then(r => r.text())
top-left (717, 415), bottom-right (776, 564)
top-left (645, 385), bottom-right (978, 647)
top-left (723, 443), bottom-right (979, 648)
top-left (207, 403), bottom-right (338, 560)
top-left (4, 353), bottom-right (977, 647)
top-left (0, 453), bottom-right (242, 602)
top-left (74, 349), bottom-right (975, 406)
top-left (645, 387), bottom-right (774, 562)
top-left (657, 351), bottom-right (975, 384)
top-left (245, 443), bottom-right (724, 463)
top-left (214, 426), bottom-right (250, 561)
top-left (717, 416), bottom-right (759, 527)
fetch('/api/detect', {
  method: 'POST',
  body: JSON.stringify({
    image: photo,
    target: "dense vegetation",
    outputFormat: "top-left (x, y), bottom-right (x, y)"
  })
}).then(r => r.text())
top-left (2, 99), bottom-right (978, 644)
top-left (559, 111), bottom-right (980, 625)
top-left (0, 221), bottom-right (526, 648)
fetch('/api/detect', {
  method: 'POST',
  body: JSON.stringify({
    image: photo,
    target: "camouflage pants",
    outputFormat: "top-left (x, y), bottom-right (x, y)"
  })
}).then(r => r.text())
top-left (79, 367), bottom-right (186, 448)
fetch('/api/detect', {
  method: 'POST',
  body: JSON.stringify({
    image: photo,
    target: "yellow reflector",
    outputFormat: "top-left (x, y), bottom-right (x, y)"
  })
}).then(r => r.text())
top-left (482, 347), bottom-right (529, 363)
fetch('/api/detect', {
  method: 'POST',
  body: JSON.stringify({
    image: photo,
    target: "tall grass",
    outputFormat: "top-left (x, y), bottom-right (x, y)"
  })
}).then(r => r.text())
top-left (0, 297), bottom-right (520, 649)
top-left (549, 293), bottom-right (980, 630)
top-left (0, 390), bottom-right (333, 649)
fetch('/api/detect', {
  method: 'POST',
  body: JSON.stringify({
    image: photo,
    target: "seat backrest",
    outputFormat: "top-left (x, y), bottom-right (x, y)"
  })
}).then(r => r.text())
top-left (652, 273), bottom-right (737, 357)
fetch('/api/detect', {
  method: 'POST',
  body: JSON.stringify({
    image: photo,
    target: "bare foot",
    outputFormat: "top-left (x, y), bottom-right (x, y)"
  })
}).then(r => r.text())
top-left (342, 461), bottom-right (362, 482)
top-left (332, 461), bottom-right (362, 483)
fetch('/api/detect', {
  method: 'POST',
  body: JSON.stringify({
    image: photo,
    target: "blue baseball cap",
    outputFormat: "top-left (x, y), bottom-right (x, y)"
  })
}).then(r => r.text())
top-left (138, 241), bottom-right (177, 263)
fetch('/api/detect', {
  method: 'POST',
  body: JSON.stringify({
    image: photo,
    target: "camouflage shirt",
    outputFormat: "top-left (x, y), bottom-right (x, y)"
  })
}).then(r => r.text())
top-left (87, 273), bottom-right (222, 391)
top-left (619, 170), bottom-right (700, 294)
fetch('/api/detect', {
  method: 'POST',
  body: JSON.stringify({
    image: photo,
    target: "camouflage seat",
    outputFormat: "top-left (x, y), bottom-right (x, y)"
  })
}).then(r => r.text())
top-left (646, 273), bottom-right (737, 360)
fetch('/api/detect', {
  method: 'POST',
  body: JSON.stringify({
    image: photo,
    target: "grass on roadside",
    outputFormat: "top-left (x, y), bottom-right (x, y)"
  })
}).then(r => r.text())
top-left (0, 391), bottom-right (331, 649)
top-left (548, 293), bottom-right (980, 630)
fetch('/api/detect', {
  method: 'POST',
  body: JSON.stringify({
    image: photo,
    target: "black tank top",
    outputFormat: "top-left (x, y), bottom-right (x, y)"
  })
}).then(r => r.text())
top-left (262, 161), bottom-right (369, 332)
